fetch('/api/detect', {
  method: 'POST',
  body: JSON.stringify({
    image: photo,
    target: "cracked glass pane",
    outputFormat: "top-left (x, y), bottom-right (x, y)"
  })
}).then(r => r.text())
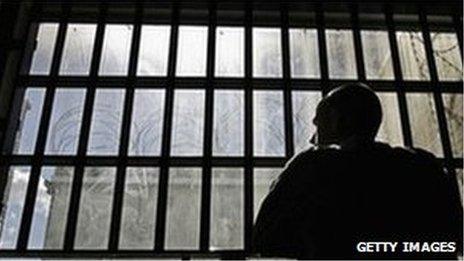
top-left (176, 26), bottom-right (208, 77)
top-left (28, 167), bottom-right (73, 249)
top-left (361, 30), bottom-right (394, 80)
top-left (0, 166), bottom-right (31, 249)
top-left (396, 31), bottom-right (430, 81)
top-left (253, 91), bottom-right (285, 156)
top-left (377, 93), bottom-right (403, 147)
top-left (210, 168), bottom-right (244, 250)
top-left (326, 29), bottom-right (357, 79)
top-left (128, 90), bottom-right (165, 156)
top-left (119, 167), bottom-right (159, 250)
top-left (431, 32), bottom-right (463, 81)
top-left (289, 28), bottom-right (320, 78)
top-left (253, 168), bottom-right (281, 220)
top-left (99, 24), bottom-right (133, 76)
top-left (44, 89), bottom-right (86, 155)
top-left (406, 93), bottom-right (442, 156)
top-left (165, 168), bottom-right (202, 250)
top-left (137, 25), bottom-right (171, 76)
top-left (215, 27), bottom-right (244, 77)
top-left (29, 23), bottom-right (59, 75)
top-left (12, 88), bottom-right (46, 155)
top-left (253, 28), bottom-right (283, 78)
top-left (292, 91), bottom-right (321, 154)
top-left (74, 167), bottom-right (116, 250)
top-left (171, 90), bottom-right (205, 156)
top-left (213, 90), bottom-right (244, 156)
top-left (87, 89), bottom-right (125, 156)
top-left (443, 93), bottom-right (463, 157)
top-left (59, 24), bottom-right (96, 75)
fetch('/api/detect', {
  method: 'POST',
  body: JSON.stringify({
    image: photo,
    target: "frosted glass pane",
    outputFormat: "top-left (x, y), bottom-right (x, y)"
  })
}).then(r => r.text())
top-left (456, 169), bottom-right (463, 206)
top-left (431, 32), bottom-right (463, 81)
top-left (171, 90), bottom-right (205, 156)
top-left (13, 88), bottom-right (46, 155)
top-left (128, 90), bottom-right (165, 156)
top-left (253, 168), bottom-right (281, 220)
top-left (29, 23), bottom-right (59, 75)
top-left (443, 94), bottom-right (463, 157)
top-left (396, 31), bottom-right (430, 81)
top-left (406, 93), bottom-right (442, 156)
top-left (75, 167), bottom-right (116, 250)
top-left (215, 27), bottom-right (244, 77)
top-left (137, 25), bottom-right (171, 76)
top-left (376, 93), bottom-right (403, 147)
top-left (253, 91), bottom-right (285, 156)
top-left (361, 30), bottom-right (394, 80)
top-left (99, 24), bottom-right (133, 76)
top-left (253, 28), bottom-right (283, 78)
top-left (59, 24), bottom-right (96, 75)
top-left (119, 167), bottom-right (159, 250)
top-left (28, 167), bottom-right (73, 250)
top-left (289, 28), bottom-right (320, 78)
top-left (0, 166), bottom-right (31, 249)
top-left (292, 91), bottom-right (321, 154)
top-left (326, 29), bottom-right (357, 79)
top-left (87, 89), bottom-right (125, 155)
top-left (165, 168), bottom-right (202, 250)
top-left (45, 89), bottom-right (86, 155)
top-left (210, 168), bottom-right (244, 250)
top-left (213, 90), bottom-right (244, 156)
top-left (176, 26), bottom-right (208, 77)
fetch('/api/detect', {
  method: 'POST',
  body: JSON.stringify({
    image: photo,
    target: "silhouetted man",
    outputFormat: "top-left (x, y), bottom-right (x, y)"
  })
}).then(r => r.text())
top-left (253, 83), bottom-right (462, 259)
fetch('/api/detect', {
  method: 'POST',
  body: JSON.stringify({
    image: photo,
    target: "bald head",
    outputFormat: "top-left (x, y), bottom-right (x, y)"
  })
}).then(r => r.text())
top-left (313, 83), bottom-right (383, 146)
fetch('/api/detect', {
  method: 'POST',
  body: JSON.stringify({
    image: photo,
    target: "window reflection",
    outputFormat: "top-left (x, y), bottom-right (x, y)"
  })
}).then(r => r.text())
top-left (361, 30), bottom-right (394, 80)
top-left (289, 28), bottom-right (320, 78)
top-left (431, 32), bottom-right (463, 81)
top-left (137, 25), bottom-right (171, 76)
top-left (59, 24), bottom-right (97, 75)
top-left (99, 24), bottom-right (133, 76)
top-left (176, 26), bottom-right (208, 77)
top-left (215, 27), bottom-right (244, 77)
top-left (253, 28), bottom-right (283, 78)
top-left (326, 29), bottom-right (357, 79)
top-left (396, 31), bottom-right (430, 81)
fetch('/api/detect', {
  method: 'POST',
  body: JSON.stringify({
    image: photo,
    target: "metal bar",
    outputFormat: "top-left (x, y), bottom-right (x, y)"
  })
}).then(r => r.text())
top-left (315, 3), bottom-right (329, 96)
top-left (350, 3), bottom-right (366, 81)
top-left (452, 14), bottom-right (463, 57)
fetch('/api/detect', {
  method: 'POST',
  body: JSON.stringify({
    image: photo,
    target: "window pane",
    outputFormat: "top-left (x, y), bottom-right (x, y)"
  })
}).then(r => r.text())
top-left (45, 89), bottom-right (86, 155)
top-left (376, 93), bottom-right (403, 147)
top-left (289, 28), bottom-right (320, 78)
top-left (137, 25), bottom-right (171, 76)
top-left (165, 168), bottom-right (202, 250)
top-left (361, 30), bottom-right (394, 80)
top-left (59, 24), bottom-right (97, 75)
top-left (0, 166), bottom-right (31, 249)
top-left (431, 32), bottom-right (463, 81)
top-left (215, 27), bottom-right (244, 77)
top-left (13, 88), bottom-right (46, 155)
top-left (176, 26), bottom-right (208, 77)
top-left (75, 167), bottom-right (116, 250)
top-left (87, 89), bottom-right (125, 155)
top-left (253, 91), bottom-right (285, 156)
top-left (210, 168), bottom-right (244, 250)
top-left (171, 90), bottom-right (205, 156)
top-left (326, 29), bottom-right (357, 79)
top-left (253, 168), bottom-right (281, 220)
top-left (443, 94), bottom-right (463, 157)
top-left (28, 167), bottom-right (73, 249)
top-left (253, 28), bottom-right (283, 78)
top-left (29, 23), bottom-right (59, 75)
top-left (292, 91), bottom-right (321, 154)
top-left (406, 93), bottom-right (442, 156)
top-left (128, 90), bottom-right (165, 156)
top-left (119, 167), bottom-right (159, 250)
top-left (456, 169), bottom-right (463, 206)
top-left (396, 31), bottom-right (430, 81)
top-left (213, 90), bottom-right (244, 156)
top-left (99, 24), bottom-right (133, 76)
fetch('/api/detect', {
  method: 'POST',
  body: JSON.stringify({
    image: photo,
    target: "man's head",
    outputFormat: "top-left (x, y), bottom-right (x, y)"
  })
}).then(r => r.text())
top-left (312, 83), bottom-right (382, 146)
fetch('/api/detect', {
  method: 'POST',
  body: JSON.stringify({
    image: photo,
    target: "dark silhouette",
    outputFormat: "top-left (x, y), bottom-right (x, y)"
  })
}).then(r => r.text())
top-left (253, 83), bottom-right (463, 259)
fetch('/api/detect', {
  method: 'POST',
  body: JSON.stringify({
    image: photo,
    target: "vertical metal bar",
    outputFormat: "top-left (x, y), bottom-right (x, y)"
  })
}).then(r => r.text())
top-left (351, 3), bottom-right (366, 81)
top-left (64, 3), bottom-right (108, 251)
top-left (108, 1), bottom-right (143, 251)
top-left (452, 14), bottom-right (463, 58)
top-left (280, 5), bottom-right (294, 158)
top-left (16, 3), bottom-right (70, 250)
top-left (199, 2), bottom-right (216, 252)
top-left (315, 3), bottom-right (329, 96)
top-left (243, 1), bottom-right (254, 254)
top-left (154, 3), bottom-right (179, 252)
top-left (385, 5), bottom-right (413, 147)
